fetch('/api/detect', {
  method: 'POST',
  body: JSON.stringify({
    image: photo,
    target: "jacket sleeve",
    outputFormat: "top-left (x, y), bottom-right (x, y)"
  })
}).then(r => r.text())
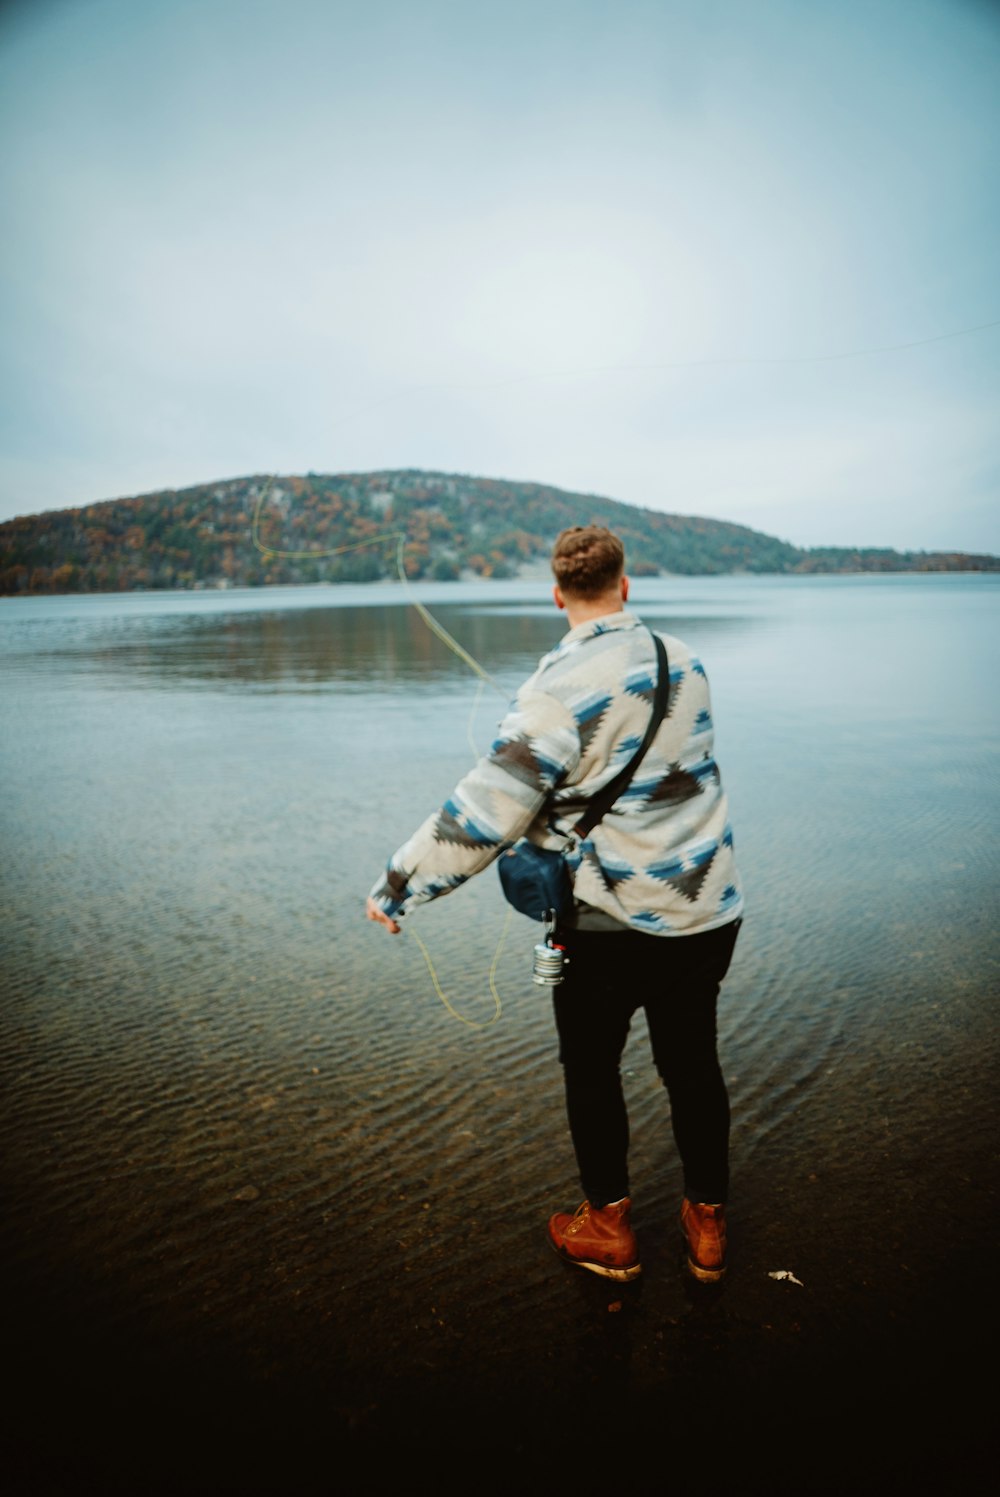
top-left (368, 686), bottom-right (581, 919)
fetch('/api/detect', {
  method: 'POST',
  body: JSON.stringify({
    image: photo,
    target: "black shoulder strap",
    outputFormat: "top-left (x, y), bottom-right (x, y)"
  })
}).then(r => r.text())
top-left (572, 631), bottom-right (669, 841)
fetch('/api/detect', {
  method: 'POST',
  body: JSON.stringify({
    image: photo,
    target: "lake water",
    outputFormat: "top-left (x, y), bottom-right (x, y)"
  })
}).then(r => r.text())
top-left (2, 574), bottom-right (997, 1494)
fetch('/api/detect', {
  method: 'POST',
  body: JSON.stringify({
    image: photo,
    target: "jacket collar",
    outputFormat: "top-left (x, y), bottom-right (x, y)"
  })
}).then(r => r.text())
top-left (558, 609), bottom-right (641, 648)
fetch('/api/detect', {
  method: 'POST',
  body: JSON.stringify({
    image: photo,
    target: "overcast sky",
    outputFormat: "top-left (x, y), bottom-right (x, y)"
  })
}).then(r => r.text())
top-left (1, 0), bottom-right (997, 550)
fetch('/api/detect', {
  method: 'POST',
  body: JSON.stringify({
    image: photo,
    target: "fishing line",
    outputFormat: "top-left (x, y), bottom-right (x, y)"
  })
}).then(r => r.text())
top-left (252, 477), bottom-right (510, 1027)
top-left (246, 309), bottom-right (998, 1024)
top-left (323, 315), bottom-right (1000, 429)
top-left (407, 914), bottom-right (508, 1030)
top-left (251, 481), bottom-right (506, 696)
top-left (466, 677), bottom-right (487, 761)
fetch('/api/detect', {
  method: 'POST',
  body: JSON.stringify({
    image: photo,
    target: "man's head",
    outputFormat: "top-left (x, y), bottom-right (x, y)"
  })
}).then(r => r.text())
top-left (551, 525), bottom-right (628, 621)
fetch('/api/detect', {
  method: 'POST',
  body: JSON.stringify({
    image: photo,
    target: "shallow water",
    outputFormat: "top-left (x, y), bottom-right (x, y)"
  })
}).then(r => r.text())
top-left (2, 575), bottom-right (997, 1492)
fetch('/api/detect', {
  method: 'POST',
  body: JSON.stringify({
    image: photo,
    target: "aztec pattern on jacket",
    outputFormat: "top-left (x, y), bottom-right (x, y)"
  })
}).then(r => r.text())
top-left (369, 610), bottom-right (744, 936)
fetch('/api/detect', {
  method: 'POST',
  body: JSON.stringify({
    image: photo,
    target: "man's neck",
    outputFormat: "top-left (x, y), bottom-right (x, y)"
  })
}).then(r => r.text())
top-left (557, 578), bottom-right (630, 629)
top-left (562, 597), bottom-right (626, 629)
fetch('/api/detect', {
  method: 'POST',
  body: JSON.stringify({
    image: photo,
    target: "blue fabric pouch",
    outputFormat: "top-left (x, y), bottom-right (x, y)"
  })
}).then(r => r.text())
top-left (498, 840), bottom-right (574, 922)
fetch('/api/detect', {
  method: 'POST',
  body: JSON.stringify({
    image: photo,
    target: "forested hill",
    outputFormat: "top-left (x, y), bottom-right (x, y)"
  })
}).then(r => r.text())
top-left (1, 469), bottom-right (996, 594)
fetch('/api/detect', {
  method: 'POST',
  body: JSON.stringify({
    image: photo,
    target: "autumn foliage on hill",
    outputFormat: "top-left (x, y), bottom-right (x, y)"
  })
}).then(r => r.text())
top-left (1, 470), bottom-right (996, 594)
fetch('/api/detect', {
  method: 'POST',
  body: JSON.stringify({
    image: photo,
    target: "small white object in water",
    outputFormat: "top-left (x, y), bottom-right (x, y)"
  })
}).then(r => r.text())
top-left (768, 1269), bottom-right (804, 1286)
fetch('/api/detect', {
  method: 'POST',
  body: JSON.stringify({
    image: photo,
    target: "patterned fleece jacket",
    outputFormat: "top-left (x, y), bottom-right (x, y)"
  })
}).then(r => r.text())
top-left (368, 609), bottom-right (744, 936)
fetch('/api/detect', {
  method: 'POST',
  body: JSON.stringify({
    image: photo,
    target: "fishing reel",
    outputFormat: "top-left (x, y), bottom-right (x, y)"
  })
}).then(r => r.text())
top-left (531, 912), bottom-right (569, 987)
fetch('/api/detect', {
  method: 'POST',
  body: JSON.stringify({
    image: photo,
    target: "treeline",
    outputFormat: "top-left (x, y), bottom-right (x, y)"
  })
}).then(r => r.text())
top-left (1, 469), bottom-right (996, 594)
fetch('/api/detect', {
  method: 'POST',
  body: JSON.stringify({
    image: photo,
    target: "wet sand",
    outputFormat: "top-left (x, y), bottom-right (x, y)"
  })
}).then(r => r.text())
top-left (4, 930), bottom-right (997, 1496)
top-left (4, 1110), bottom-right (994, 1496)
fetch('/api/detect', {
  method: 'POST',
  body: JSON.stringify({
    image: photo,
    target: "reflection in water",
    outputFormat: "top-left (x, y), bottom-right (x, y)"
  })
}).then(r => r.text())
top-left (1, 580), bottom-right (768, 693)
top-left (1, 575), bottom-right (996, 1492)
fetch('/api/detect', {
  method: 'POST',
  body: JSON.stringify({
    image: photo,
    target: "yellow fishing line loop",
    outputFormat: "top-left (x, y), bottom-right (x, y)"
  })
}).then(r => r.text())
top-left (251, 480), bottom-right (506, 697)
top-left (404, 908), bottom-right (510, 1031)
top-left (251, 473), bottom-right (509, 1027)
top-left (466, 677), bottom-right (487, 761)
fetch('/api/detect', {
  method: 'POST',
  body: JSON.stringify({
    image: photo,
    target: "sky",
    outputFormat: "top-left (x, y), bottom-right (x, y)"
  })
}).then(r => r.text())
top-left (1, 0), bottom-right (998, 551)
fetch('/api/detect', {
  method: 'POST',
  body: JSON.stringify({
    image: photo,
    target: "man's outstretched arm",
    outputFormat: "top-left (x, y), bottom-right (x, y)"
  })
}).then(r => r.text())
top-left (366, 686), bottom-right (580, 930)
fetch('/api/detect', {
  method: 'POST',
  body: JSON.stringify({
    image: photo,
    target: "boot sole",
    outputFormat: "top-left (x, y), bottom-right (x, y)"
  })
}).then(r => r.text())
top-left (550, 1238), bottom-right (642, 1281)
top-left (686, 1255), bottom-right (726, 1283)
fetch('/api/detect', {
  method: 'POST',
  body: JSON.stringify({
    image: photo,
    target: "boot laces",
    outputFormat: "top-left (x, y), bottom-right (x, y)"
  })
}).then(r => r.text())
top-left (566, 1201), bottom-right (592, 1235)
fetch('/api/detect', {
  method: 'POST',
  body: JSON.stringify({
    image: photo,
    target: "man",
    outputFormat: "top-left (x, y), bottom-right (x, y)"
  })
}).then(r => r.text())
top-left (366, 526), bottom-right (743, 1283)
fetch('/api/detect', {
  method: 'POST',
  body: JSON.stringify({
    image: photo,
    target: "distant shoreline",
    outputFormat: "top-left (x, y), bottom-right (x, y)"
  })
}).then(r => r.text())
top-left (4, 570), bottom-right (999, 607)
top-left (3, 468), bottom-right (997, 595)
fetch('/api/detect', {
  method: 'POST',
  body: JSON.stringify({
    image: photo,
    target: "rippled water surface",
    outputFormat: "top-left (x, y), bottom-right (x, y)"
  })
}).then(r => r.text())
top-left (2, 575), bottom-right (997, 1493)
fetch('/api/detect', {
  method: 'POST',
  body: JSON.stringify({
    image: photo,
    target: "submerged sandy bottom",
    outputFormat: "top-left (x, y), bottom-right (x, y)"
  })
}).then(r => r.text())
top-left (2, 578), bottom-right (997, 1491)
top-left (3, 1086), bottom-right (994, 1495)
top-left (3, 916), bottom-right (996, 1494)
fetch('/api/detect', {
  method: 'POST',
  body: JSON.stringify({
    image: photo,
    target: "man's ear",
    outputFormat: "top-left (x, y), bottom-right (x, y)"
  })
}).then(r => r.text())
top-left (621, 575), bottom-right (630, 603)
top-left (553, 585), bottom-right (566, 611)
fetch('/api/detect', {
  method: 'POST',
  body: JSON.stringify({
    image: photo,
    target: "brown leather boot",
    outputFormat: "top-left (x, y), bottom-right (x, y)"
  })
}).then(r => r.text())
top-left (680, 1198), bottom-right (727, 1281)
top-left (548, 1198), bottom-right (641, 1281)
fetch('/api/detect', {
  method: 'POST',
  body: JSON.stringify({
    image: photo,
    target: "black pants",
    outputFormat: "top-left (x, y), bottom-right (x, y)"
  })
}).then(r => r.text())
top-left (552, 919), bottom-right (741, 1207)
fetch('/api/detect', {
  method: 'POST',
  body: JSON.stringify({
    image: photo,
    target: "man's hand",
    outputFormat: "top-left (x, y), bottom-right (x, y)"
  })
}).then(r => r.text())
top-left (366, 896), bottom-right (401, 934)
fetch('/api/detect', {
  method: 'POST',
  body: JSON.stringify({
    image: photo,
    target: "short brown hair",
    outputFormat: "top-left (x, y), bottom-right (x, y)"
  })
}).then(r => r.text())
top-left (551, 526), bottom-right (625, 598)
